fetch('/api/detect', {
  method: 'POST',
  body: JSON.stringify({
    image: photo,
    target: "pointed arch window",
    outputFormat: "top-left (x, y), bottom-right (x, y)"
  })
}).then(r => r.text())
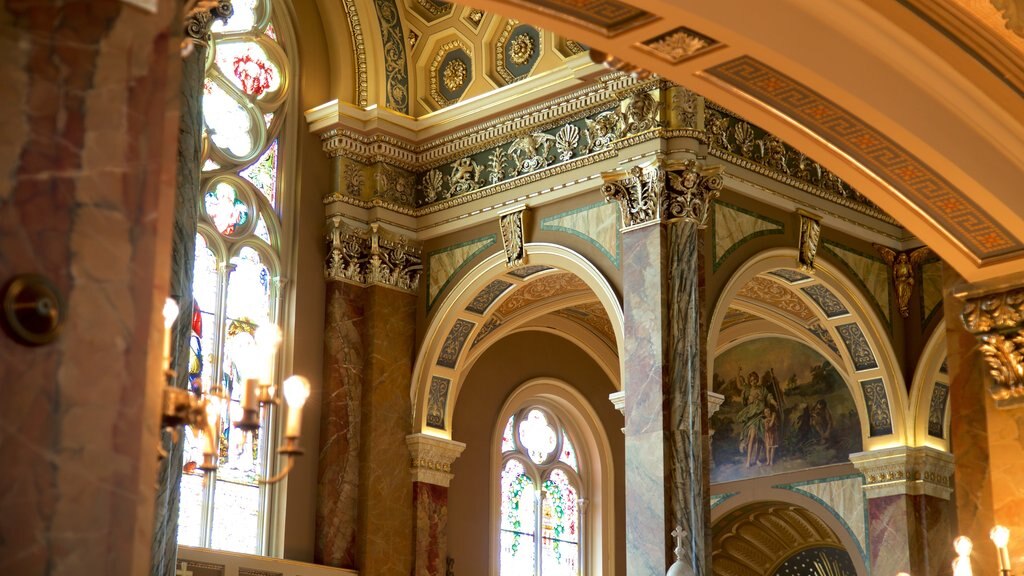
top-left (500, 407), bottom-right (583, 576)
top-left (177, 0), bottom-right (290, 555)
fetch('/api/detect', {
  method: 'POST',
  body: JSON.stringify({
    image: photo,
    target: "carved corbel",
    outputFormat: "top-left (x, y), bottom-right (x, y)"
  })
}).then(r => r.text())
top-left (960, 285), bottom-right (1024, 405)
top-left (602, 164), bottom-right (663, 229)
top-left (662, 159), bottom-right (723, 228)
top-left (498, 205), bottom-right (528, 268)
top-left (796, 210), bottom-right (822, 273)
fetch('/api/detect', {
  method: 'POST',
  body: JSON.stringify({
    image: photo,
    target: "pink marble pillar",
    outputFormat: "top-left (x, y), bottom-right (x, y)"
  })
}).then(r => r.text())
top-left (0, 2), bottom-right (183, 574)
top-left (851, 446), bottom-right (956, 576)
top-left (407, 434), bottom-right (466, 576)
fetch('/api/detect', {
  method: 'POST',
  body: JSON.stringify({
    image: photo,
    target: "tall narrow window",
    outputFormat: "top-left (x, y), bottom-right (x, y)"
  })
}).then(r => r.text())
top-left (500, 408), bottom-right (583, 576)
top-left (178, 0), bottom-right (289, 555)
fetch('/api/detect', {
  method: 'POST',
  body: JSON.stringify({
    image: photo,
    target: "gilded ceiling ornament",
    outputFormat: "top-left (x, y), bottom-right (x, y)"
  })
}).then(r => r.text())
top-left (663, 160), bottom-right (723, 228)
top-left (499, 206), bottom-right (528, 268)
top-left (508, 132), bottom-right (556, 175)
top-left (637, 26), bottom-right (720, 64)
top-left (797, 211), bottom-right (822, 273)
top-left (468, 8), bottom-right (484, 23)
top-left (874, 245), bottom-right (930, 319)
top-left (509, 33), bottom-right (535, 66)
top-left (443, 59), bottom-right (467, 92)
top-left (408, 29), bottom-right (419, 48)
top-left (960, 285), bottom-right (1024, 404)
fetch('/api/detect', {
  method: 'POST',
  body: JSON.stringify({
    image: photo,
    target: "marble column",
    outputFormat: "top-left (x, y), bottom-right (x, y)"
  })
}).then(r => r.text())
top-left (317, 218), bottom-right (422, 573)
top-left (604, 160), bottom-right (722, 575)
top-left (407, 434), bottom-right (467, 576)
top-left (0, 2), bottom-right (184, 575)
top-left (152, 4), bottom-right (233, 576)
top-left (946, 271), bottom-right (1024, 573)
top-left (850, 446), bottom-right (956, 576)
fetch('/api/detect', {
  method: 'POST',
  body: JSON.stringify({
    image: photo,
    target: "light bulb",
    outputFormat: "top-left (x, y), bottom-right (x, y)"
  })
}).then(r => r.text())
top-left (991, 525), bottom-right (1011, 548)
top-left (283, 375), bottom-right (311, 408)
top-left (255, 323), bottom-right (282, 354)
top-left (954, 535), bottom-right (974, 557)
top-left (162, 298), bottom-right (179, 329)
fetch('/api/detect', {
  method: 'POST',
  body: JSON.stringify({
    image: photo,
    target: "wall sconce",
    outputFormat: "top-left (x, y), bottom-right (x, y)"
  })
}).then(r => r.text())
top-left (159, 298), bottom-right (307, 484)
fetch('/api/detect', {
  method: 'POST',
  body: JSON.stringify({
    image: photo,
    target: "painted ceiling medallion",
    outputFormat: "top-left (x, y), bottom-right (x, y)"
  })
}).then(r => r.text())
top-left (443, 59), bottom-right (467, 92)
top-left (509, 33), bottom-right (535, 65)
top-left (637, 26), bottom-right (720, 64)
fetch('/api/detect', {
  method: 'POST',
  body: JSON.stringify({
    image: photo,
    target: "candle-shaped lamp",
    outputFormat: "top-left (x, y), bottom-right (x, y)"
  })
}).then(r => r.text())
top-left (283, 375), bottom-right (310, 439)
top-left (254, 324), bottom-right (282, 402)
top-left (200, 395), bottom-right (223, 472)
top-left (953, 536), bottom-right (974, 576)
top-left (162, 298), bottom-right (179, 373)
top-left (234, 338), bottom-right (261, 431)
top-left (991, 525), bottom-right (1012, 574)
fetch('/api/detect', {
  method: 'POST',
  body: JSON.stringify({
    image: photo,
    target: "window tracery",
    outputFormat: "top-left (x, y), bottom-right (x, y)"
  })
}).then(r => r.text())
top-left (177, 0), bottom-right (289, 555)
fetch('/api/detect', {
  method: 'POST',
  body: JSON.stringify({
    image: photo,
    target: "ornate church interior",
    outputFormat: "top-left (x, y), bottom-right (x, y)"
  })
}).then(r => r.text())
top-left (3, 1), bottom-right (1024, 576)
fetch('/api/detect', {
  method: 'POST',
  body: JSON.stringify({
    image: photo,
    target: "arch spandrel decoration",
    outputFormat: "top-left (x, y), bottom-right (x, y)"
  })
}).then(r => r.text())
top-left (412, 243), bottom-right (624, 438)
top-left (708, 248), bottom-right (909, 452)
top-left (909, 320), bottom-right (953, 451)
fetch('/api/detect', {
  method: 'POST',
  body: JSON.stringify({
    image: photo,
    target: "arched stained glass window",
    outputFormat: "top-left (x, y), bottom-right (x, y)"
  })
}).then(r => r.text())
top-left (178, 0), bottom-right (289, 555)
top-left (500, 408), bottom-right (583, 576)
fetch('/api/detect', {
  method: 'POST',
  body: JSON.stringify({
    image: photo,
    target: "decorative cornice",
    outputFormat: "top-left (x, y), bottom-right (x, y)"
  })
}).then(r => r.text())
top-left (849, 446), bottom-right (954, 499)
top-left (406, 433), bottom-right (467, 487)
top-left (960, 284), bottom-right (1024, 406)
top-left (325, 217), bottom-right (422, 293)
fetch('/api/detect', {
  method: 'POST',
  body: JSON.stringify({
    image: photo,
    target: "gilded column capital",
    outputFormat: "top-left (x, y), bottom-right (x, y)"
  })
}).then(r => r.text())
top-left (184, 0), bottom-right (233, 45)
top-left (849, 446), bottom-right (954, 500)
top-left (662, 159), bottom-right (723, 228)
top-left (325, 217), bottom-right (422, 293)
top-left (406, 433), bottom-right (467, 487)
top-left (602, 164), bottom-right (664, 229)
top-left (959, 284), bottom-right (1024, 405)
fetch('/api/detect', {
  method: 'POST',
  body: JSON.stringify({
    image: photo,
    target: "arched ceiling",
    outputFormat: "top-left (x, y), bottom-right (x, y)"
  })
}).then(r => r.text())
top-left (316, 0), bottom-right (1024, 284)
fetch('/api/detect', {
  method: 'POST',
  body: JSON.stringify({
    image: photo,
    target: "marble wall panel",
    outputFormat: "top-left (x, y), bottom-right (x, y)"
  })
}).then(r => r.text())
top-left (317, 282), bottom-right (366, 567)
top-left (426, 235), bottom-right (496, 308)
top-left (0, 3), bottom-right (182, 575)
top-left (868, 495), bottom-right (911, 575)
top-left (776, 475), bottom-right (867, 561)
top-left (823, 241), bottom-right (891, 323)
top-left (540, 200), bottom-right (622, 267)
top-left (413, 482), bottom-right (448, 576)
top-left (711, 201), bottom-right (783, 270)
top-left (358, 286), bottom-right (416, 576)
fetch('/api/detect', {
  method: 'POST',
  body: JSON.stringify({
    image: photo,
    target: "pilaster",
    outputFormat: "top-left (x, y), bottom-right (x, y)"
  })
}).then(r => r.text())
top-left (407, 434), bottom-right (466, 576)
top-left (850, 446), bottom-right (956, 576)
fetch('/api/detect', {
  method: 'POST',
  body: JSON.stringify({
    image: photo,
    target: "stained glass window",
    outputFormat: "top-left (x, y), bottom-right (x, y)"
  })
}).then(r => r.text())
top-left (178, 0), bottom-right (289, 556)
top-left (499, 408), bottom-right (583, 576)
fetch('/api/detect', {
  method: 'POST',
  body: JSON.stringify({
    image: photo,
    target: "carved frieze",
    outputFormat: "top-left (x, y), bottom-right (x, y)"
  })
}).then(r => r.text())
top-left (499, 206), bottom-right (528, 268)
top-left (849, 446), bottom-right (954, 499)
top-left (406, 433), bottom-right (467, 487)
top-left (797, 211), bottom-right (822, 273)
top-left (325, 217), bottom-right (422, 293)
top-left (960, 285), bottom-right (1024, 404)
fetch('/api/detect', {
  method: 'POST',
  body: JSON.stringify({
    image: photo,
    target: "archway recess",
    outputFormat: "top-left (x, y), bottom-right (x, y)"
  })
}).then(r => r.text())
top-left (421, 0), bottom-right (1024, 283)
top-left (411, 243), bottom-right (624, 438)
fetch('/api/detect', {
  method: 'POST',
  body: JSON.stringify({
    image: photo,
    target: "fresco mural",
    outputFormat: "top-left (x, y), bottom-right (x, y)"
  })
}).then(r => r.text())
top-left (711, 337), bottom-right (861, 483)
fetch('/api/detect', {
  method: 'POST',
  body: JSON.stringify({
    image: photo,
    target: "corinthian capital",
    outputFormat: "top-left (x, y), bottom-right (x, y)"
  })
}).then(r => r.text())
top-left (662, 160), bottom-right (723, 228)
top-left (184, 0), bottom-right (233, 45)
top-left (960, 285), bottom-right (1024, 405)
top-left (602, 164), bottom-right (663, 229)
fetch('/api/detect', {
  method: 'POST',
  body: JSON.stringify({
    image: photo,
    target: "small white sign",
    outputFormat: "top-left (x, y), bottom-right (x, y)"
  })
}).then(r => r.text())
top-left (121, 0), bottom-right (158, 13)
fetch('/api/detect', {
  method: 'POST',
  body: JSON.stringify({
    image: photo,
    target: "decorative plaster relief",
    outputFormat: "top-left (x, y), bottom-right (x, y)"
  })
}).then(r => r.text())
top-left (406, 433), bottom-right (467, 487)
top-left (436, 319), bottom-right (475, 369)
top-left (636, 26), bottom-right (720, 64)
top-left (797, 210), bottom-right (822, 273)
top-left (859, 378), bottom-right (893, 436)
top-left (875, 245), bottom-right (931, 320)
top-left (928, 382), bottom-right (949, 439)
top-left (737, 276), bottom-right (818, 323)
top-left (960, 285), bottom-right (1024, 404)
top-left (324, 218), bottom-right (422, 293)
top-left (800, 284), bottom-right (849, 319)
top-left (426, 376), bottom-right (451, 429)
top-left (498, 205), bottom-right (528, 268)
top-left (372, 0), bottom-right (409, 113)
top-left (836, 323), bottom-right (878, 371)
top-left (465, 280), bottom-right (513, 314)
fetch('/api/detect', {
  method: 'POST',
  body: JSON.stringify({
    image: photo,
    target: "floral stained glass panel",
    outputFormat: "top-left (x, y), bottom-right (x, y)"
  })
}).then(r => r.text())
top-left (501, 459), bottom-right (536, 576)
top-left (216, 42), bottom-right (280, 97)
top-left (519, 409), bottom-right (557, 464)
top-left (206, 182), bottom-right (250, 236)
top-left (502, 415), bottom-right (516, 453)
top-left (241, 139), bottom-right (278, 207)
top-left (559, 434), bottom-right (578, 472)
top-left (541, 469), bottom-right (579, 576)
top-left (203, 81), bottom-right (255, 158)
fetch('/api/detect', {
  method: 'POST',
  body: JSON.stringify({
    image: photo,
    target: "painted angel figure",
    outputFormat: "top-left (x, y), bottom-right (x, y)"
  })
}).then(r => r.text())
top-left (875, 245), bottom-right (930, 318)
